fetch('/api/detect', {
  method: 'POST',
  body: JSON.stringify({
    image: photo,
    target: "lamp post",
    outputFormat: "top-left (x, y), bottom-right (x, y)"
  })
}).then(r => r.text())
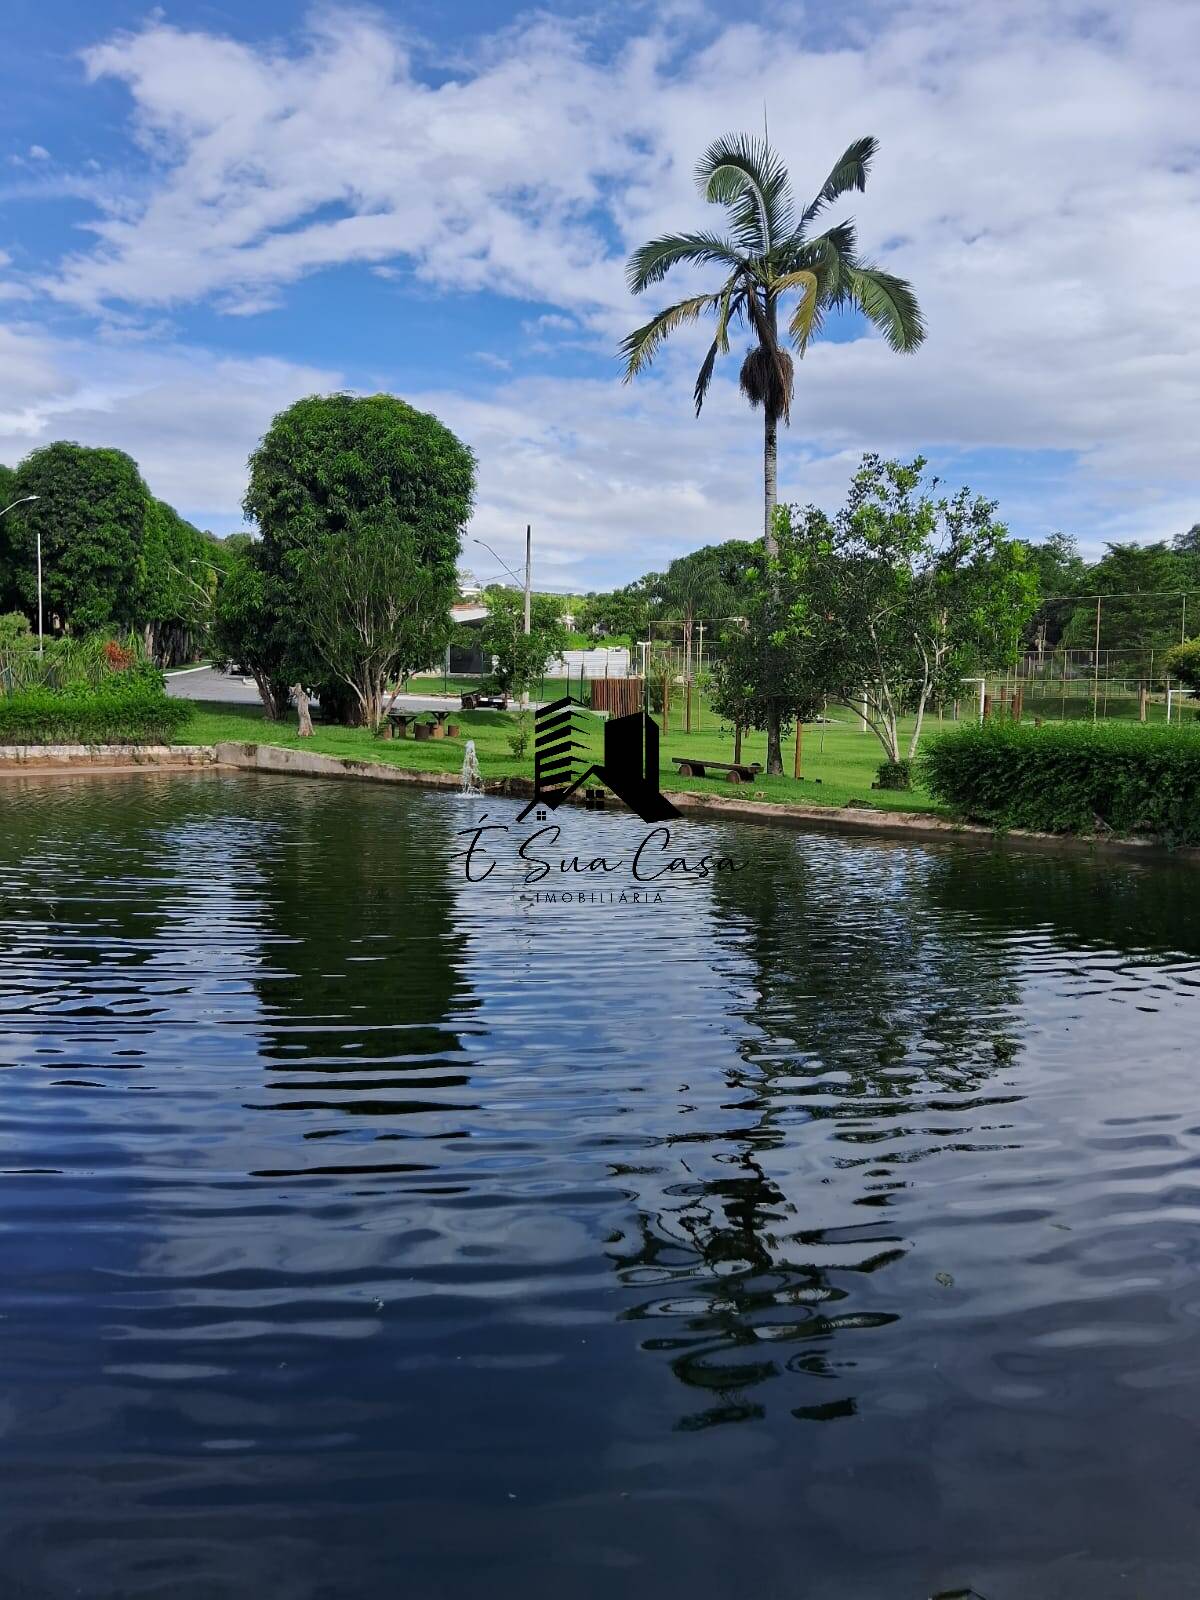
top-left (0, 496), bottom-right (42, 654)
top-left (472, 530), bottom-right (534, 708)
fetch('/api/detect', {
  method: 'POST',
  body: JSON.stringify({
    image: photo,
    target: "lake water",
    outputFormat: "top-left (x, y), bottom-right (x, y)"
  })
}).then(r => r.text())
top-left (1, 773), bottom-right (1198, 1599)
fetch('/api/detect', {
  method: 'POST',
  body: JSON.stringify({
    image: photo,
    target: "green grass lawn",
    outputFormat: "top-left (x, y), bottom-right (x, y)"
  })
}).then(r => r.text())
top-left (175, 696), bottom-right (947, 815)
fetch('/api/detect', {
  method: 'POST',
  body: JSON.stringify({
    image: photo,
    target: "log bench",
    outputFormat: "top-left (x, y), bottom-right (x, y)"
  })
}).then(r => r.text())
top-left (672, 757), bottom-right (763, 784)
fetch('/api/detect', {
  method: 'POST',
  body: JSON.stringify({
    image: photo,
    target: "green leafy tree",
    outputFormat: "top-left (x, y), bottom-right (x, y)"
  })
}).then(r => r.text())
top-left (9, 443), bottom-right (150, 633)
top-left (621, 132), bottom-right (924, 772)
top-left (577, 582), bottom-right (653, 652)
top-left (475, 586), bottom-right (569, 699)
top-left (245, 393), bottom-right (475, 725)
top-left (1059, 542), bottom-right (1199, 661)
top-left (1015, 530), bottom-right (1089, 655)
top-left (287, 513), bottom-right (462, 726)
top-left (778, 455), bottom-right (1036, 765)
top-left (209, 543), bottom-right (297, 721)
top-left (650, 540), bottom-right (755, 676)
top-left (0, 463), bottom-right (20, 611)
top-left (136, 498), bottom-right (224, 665)
top-left (711, 531), bottom-right (827, 756)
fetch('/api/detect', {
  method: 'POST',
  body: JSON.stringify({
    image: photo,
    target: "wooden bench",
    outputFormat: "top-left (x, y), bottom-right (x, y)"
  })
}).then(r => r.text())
top-left (672, 757), bottom-right (762, 784)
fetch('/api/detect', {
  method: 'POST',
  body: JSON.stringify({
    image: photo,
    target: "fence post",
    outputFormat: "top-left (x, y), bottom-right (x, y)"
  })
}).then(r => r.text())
top-left (1092, 595), bottom-right (1101, 722)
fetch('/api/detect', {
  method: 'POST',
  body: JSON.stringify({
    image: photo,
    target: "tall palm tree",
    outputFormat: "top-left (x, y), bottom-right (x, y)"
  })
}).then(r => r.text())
top-left (621, 132), bottom-right (924, 772)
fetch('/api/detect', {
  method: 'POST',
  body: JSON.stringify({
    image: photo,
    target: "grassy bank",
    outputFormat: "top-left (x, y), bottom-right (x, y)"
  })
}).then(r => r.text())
top-left (175, 699), bottom-right (945, 815)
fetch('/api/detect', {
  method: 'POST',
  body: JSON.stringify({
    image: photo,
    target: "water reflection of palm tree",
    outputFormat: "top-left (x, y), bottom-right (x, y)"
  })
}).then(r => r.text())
top-left (611, 833), bottom-right (1025, 1430)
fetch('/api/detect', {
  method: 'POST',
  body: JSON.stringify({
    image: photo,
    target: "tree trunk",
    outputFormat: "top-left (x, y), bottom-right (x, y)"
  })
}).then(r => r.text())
top-left (252, 670), bottom-right (282, 721)
top-left (763, 406), bottom-right (783, 774)
top-left (292, 685), bottom-right (314, 737)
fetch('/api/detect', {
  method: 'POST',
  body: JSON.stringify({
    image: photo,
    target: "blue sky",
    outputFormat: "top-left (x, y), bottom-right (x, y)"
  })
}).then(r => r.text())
top-left (2, 0), bottom-right (1198, 590)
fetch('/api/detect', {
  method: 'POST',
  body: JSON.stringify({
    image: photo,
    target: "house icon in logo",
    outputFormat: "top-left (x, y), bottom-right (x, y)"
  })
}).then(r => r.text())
top-left (517, 697), bottom-right (680, 824)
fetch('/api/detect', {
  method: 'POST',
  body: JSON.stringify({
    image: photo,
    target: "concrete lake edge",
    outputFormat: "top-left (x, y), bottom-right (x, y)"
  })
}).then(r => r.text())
top-left (2, 739), bottom-right (1195, 864)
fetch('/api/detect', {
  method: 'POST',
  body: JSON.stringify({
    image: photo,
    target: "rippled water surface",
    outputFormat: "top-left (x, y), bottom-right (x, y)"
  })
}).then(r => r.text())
top-left (2, 773), bottom-right (1199, 1598)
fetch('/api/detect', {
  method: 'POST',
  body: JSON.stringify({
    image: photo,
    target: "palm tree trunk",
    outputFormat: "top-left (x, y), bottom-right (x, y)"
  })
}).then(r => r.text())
top-left (764, 409), bottom-right (778, 554)
top-left (763, 405), bottom-right (783, 774)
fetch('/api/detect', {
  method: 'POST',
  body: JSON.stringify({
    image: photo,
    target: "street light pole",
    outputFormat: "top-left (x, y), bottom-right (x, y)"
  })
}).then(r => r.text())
top-left (0, 496), bottom-right (42, 654)
top-left (522, 525), bottom-right (532, 710)
top-left (471, 530), bottom-right (534, 708)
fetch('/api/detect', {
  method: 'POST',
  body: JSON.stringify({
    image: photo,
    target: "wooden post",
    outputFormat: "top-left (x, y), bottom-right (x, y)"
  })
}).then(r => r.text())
top-left (982, 692), bottom-right (993, 720)
top-left (793, 718), bottom-right (803, 780)
top-left (734, 723), bottom-right (743, 764)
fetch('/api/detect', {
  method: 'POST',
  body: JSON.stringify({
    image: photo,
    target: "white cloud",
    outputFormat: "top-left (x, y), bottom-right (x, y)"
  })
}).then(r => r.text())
top-left (0, 323), bottom-right (340, 529)
top-left (3, 0), bottom-right (1197, 574)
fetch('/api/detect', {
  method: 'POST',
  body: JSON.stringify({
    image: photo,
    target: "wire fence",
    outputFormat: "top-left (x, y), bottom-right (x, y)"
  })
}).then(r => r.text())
top-left (641, 594), bottom-right (1200, 726)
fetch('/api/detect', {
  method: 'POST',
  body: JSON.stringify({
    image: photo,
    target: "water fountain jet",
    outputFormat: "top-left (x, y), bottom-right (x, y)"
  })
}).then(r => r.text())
top-left (460, 739), bottom-right (483, 796)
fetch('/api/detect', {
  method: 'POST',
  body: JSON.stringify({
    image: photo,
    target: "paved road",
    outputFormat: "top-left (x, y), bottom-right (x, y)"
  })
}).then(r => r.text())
top-left (164, 666), bottom-right (541, 714)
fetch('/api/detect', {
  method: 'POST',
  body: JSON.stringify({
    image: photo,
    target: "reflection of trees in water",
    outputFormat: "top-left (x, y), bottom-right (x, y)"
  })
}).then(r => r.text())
top-left (610, 832), bottom-right (1027, 1431)
top-left (0, 774), bottom-right (272, 1042)
top-left (244, 779), bottom-right (473, 1165)
top-left (921, 844), bottom-right (1200, 960)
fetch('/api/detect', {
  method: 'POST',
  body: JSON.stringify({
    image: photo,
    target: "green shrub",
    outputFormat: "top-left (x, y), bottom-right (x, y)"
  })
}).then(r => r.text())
top-left (874, 758), bottom-right (913, 791)
top-left (507, 714), bottom-right (532, 760)
top-left (1163, 637), bottom-right (1200, 692)
top-left (921, 720), bottom-right (1200, 843)
top-left (0, 631), bottom-right (164, 695)
top-left (0, 684), bottom-right (191, 745)
top-left (0, 612), bottom-right (32, 647)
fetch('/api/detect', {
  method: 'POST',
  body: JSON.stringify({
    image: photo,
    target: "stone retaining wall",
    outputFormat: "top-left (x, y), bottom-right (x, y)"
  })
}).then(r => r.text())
top-left (3, 739), bottom-right (1193, 861)
top-left (0, 743), bottom-right (220, 771)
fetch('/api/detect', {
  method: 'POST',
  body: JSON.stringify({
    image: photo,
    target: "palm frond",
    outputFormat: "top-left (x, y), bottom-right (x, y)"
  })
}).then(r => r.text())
top-left (801, 219), bottom-right (858, 274)
top-left (693, 288), bottom-right (742, 414)
top-left (626, 231), bottom-right (748, 293)
top-left (802, 135), bottom-right (878, 223)
top-left (696, 132), bottom-right (794, 253)
top-left (773, 269), bottom-right (820, 351)
top-left (846, 265), bottom-right (926, 352)
top-left (619, 293), bottom-right (723, 380)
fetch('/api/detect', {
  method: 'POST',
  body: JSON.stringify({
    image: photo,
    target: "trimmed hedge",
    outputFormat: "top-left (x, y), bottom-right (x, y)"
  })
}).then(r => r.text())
top-left (0, 684), bottom-right (192, 746)
top-left (921, 720), bottom-right (1200, 844)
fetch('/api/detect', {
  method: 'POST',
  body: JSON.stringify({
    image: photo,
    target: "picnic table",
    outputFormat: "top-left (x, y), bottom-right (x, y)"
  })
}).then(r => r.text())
top-left (672, 757), bottom-right (762, 784)
top-left (387, 709), bottom-right (460, 740)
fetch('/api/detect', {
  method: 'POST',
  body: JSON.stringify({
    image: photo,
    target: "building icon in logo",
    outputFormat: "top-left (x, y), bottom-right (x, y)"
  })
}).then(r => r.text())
top-left (517, 697), bottom-right (680, 824)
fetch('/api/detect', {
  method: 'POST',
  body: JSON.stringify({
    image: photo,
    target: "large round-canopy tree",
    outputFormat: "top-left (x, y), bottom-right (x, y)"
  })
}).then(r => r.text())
top-left (245, 393), bottom-right (475, 727)
top-left (9, 443), bottom-right (150, 634)
top-left (621, 133), bottom-right (924, 772)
